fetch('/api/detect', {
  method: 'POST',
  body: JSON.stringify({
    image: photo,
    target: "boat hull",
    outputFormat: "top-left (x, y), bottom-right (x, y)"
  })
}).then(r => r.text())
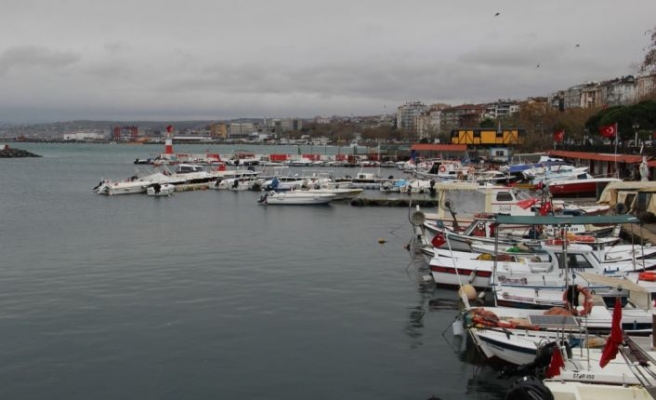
top-left (259, 192), bottom-right (336, 205)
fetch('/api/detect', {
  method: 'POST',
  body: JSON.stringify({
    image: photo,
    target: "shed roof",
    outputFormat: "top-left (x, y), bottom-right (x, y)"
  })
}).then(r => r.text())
top-left (547, 150), bottom-right (645, 164)
top-left (411, 144), bottom-right (467, 152)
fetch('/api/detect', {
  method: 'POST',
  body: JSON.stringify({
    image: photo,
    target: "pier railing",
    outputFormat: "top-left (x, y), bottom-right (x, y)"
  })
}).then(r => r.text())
top-left (554, 144), bottom-right (655, 156)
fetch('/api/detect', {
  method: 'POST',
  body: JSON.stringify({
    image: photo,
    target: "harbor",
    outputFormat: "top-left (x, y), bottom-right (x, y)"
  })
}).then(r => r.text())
top-left (5, 141), bottom-right (656, 399)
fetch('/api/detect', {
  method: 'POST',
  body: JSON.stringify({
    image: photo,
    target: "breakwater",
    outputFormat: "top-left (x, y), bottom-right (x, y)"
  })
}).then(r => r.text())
top-left (0, 146), bottom-right (42, 158)
top-left (350, 197), bottom-right (438, 207)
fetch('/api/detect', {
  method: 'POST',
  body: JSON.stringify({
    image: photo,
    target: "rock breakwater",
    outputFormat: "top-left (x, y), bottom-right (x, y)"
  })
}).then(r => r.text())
top-left (0, 146), bottom-right (42, 158)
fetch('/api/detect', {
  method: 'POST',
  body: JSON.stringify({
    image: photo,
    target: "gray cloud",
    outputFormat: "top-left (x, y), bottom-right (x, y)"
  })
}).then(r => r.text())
top-left (0, 46), bottom-right (79, 76)
top-left (0, 0), bottom-right (654, 123)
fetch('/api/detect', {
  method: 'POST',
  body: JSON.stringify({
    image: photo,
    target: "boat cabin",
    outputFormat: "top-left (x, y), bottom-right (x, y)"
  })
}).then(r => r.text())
top-left (175, 164), bottom-right (205, 174)
top-left (432, 186), bottom-right (537, 220)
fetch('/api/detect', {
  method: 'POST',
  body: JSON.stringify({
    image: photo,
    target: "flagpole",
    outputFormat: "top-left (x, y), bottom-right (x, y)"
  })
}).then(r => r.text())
top-left (614, 122), bottom-right (618, 178)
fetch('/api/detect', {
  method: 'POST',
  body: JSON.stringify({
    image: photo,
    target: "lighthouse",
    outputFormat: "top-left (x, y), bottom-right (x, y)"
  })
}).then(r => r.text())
top-left (165, 125), bottom-right (174, 154)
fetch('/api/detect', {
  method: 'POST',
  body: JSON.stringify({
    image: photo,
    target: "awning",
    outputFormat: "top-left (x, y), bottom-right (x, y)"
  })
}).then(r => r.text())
top-left (493, 214), bottom-right (639, 225)
top-left (577, 272), bottom-right (647, 293)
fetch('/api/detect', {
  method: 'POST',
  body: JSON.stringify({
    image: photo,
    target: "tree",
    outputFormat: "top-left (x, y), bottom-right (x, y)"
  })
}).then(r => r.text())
top-left (584, 100), bottom-right (656, 142)
top-left (479, 118), bottom-right (496, 128)
top-left (556, 107), bottom-right (600, 144)
top-left (640, 26), bottom-right (656, 75)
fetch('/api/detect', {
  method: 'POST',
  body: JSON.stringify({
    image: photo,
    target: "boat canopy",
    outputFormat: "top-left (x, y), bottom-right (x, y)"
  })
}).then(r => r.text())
top-left (577, 272), bottom-right (646, 293)
top-left (493, 214), bottom-right (639, 226)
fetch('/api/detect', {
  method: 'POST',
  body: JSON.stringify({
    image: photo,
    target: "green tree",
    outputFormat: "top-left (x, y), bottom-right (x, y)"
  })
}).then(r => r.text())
top-left (479, 118), bottom-right (496, 128)
top-left (585, 100), bottom-right (656, 142)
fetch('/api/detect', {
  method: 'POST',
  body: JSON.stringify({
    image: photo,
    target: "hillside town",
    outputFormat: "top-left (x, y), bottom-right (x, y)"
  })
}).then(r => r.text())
top-left (2, 73), bottom-right (655, 154)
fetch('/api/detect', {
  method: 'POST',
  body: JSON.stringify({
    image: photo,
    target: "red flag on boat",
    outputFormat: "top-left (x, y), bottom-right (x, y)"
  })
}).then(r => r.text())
top-left (431, 233), bottom-right (446, 248)
top-left (599, 123), bottom-right (617, 138)
top-left (553, 130), bottom-right (565, 143)
top-left (600, 296), bottom-right (623, 368)
top-left (539, 201), bottom-right (553, 216)
top-left (545, 345), bottom-right (565, 378)
top-left (166, 125), bottom-right (173, 133)
top-left (517, 198), bottom-right (539, 210)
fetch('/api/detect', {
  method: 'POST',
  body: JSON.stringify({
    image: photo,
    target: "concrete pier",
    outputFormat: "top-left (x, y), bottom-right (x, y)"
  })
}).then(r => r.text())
top-left (350, 197), bottom-right (438, 207)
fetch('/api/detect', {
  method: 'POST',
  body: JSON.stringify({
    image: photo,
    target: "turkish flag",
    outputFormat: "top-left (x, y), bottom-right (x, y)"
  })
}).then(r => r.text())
top-left (517, 198), bottom-right (539, 209)
top-left (600, 297), bottom-right (623, 368)
top-left (545, 345), bottom-right (565, 378)
top-left (599, 123), bottom-right (616, 138)
top-left (553, 130), bottom-right (565, 143)
top-left (166, 125), bottom-right (173, 133)
top-left (539, 201), bottom-right (552, 216)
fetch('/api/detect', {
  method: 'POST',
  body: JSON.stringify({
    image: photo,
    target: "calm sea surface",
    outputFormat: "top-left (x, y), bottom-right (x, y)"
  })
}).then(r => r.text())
top-left (0, 143), bottom-right (510, 400)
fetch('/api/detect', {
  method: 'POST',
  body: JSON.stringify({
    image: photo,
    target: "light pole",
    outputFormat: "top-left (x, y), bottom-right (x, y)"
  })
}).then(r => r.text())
top-left (633, 122), bottom-right (640, 147)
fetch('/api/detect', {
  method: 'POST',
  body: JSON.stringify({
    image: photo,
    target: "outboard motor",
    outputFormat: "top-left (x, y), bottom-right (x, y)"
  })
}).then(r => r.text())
top-left (500, 341), bottom-right (570, 379)
top-left (232, 179), bottom-right (239, 189)
top-left (505, 376), bottom-right (554, 400)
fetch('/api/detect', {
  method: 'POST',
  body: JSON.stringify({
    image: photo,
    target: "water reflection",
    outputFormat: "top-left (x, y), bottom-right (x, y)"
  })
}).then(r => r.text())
top-left (405, 247), bottom-right (514, 399)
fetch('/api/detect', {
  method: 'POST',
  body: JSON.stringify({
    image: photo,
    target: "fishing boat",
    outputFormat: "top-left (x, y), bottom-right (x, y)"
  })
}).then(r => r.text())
top-left (427, 215), bottom-right (645, 290)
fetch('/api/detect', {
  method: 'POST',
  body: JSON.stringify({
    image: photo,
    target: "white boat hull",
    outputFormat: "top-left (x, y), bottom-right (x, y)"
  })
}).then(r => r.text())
top-left (147, 184), bottom-right (175, 196)
top-left (258, 191), bottom-right (336, 205)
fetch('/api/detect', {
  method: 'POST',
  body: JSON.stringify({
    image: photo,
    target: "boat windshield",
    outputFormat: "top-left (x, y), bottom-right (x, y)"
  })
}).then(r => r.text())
top-left (514, 190), bottom-right (533, 200)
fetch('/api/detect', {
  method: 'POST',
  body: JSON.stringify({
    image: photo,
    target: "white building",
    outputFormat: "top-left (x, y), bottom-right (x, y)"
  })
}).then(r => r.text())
top-left (63, 132), bottom-right (106, 141)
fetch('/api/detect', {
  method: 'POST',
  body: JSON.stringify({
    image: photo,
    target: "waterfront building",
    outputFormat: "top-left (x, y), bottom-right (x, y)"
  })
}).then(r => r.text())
top-left (63, 132), bottom-right (107, 141)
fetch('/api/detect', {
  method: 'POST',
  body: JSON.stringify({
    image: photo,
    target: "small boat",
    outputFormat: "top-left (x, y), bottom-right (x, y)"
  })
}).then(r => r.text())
top-left (94, 171), bottom-right (183, 196)
top-left (548, 175), bottom-right (622, 198)
top-left (257, 190), bottom-right (336, 205)
top-left (146, 183), bottom-right (175, 196)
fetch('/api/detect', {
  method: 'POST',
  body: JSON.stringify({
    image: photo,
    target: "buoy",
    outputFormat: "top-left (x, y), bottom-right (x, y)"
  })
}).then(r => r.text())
top-left (459, 284), bottom-right (477, 301)
top-left (378, 238), bottom-right (387, 244)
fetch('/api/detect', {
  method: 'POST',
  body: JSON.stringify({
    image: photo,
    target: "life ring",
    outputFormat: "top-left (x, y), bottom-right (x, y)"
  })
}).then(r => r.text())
top-left (562, 285), bottom-right (593, 317)
top-left (572, 235), bottom-right (595, 243)
top-left (638, 271), bottom-right (656, 282)
top-left (545, 238), bottom-right (567, 246)
top-left (439, 165), bottom-right (446, 173)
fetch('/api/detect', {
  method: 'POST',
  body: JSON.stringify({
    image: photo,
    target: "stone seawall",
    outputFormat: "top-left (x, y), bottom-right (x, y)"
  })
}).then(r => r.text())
top-left (0, 147), bottom-right (42, 158)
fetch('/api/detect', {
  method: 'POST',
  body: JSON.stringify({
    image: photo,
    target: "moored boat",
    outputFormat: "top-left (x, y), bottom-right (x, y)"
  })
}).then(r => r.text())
top-left (146, 183), bottom-right (175, 196)
top-left (549, 175), bottom-right (622, 198)
top-left (257, 190), bottom-right (336, 205)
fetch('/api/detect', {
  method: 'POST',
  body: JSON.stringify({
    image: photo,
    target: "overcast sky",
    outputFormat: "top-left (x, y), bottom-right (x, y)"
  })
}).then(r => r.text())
top-left (1, 0), bottom-right (655, 123)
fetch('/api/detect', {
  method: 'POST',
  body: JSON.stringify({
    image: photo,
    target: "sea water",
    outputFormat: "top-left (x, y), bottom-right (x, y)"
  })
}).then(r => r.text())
top-left (0, 143), bottom-right (506, 400)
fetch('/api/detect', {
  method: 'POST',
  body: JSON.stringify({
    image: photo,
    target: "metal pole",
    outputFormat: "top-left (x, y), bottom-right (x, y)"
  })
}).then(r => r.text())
top-left (614, 122), bottom-right (619, 178)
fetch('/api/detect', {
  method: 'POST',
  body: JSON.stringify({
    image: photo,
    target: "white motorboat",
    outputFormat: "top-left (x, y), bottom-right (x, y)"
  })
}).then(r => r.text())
top-left (146, 183), bottom-right (175, 196)
top-left (257, 191), bottom-right (336, 205)
top-left (165, 163), bottom-right (219, 190)
top-left (302, 184), bottom-right (363, 201)
top-left (94, 171), bottom-right (183, 196)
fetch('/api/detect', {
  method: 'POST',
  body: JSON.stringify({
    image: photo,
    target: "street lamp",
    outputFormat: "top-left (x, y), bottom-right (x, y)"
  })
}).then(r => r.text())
top-left (633, 122), bottom-right (640, 146)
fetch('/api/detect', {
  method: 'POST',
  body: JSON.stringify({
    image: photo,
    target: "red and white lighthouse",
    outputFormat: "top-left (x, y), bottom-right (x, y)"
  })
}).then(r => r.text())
top-left (165, 125), bottom-right (174, 154)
